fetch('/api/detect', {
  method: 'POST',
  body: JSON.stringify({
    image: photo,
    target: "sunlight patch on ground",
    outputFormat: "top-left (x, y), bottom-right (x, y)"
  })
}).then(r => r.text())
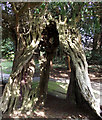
top-left (60, 73), bottom-right (68, 77)
top-left (59, 84), bottom-right (68, 90)
top-left (89, 73), bottom-right (95, 77)
top-left (34, 110), bottom-right (46, 117)
top-left (9, 110), bottom-right (33, 118)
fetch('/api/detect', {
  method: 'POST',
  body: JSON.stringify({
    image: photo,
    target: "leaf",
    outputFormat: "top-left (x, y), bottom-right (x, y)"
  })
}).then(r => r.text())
top-left (41, 3), bottom-right (45, 9)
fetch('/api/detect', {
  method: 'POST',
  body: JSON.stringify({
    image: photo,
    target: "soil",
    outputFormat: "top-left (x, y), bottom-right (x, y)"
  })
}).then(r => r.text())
top-left (1, 65), bottom-right (102, 119)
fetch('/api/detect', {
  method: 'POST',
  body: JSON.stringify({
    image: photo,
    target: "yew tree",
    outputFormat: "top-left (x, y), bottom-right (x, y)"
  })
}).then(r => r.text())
top-left (1, 2), bottom-right (43, 112)
top-left (0, 2), bottom-right (102, 119)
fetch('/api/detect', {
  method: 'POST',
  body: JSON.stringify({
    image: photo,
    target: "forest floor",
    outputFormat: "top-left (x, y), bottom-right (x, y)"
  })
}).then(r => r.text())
top-left (1, 64), bottom-right (102, 119)
top-left (30, 64), bottom-right (102, 120)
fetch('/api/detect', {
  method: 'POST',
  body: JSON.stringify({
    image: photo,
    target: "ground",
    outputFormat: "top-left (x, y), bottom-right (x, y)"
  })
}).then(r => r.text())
top-left (0, 60), bottom-right (102, 119)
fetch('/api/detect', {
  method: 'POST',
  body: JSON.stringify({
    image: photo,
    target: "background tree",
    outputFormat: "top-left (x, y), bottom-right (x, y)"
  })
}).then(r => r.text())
top-left (2, 2), bottom-right (16, 60)
top-left (79, 2), bottom-right (102, 62)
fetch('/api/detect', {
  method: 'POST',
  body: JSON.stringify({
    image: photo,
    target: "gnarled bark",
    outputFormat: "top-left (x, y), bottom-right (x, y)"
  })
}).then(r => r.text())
top-left (0, 48), bottom-right (37, 113)
top-left (56, 17), bottom-right (102, 119)
top-left (0, 3), bottom-right (43, 113)
top-left (1, 4), bottom-right (101, 119)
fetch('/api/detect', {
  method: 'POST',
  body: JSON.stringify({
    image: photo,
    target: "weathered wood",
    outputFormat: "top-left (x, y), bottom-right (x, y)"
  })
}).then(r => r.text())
top-left (1, 5), bottom-right (102, 119)
top-left (0, 3), bottom-right (45, 113)
top-left (56, 17), bottom-right (101, 118)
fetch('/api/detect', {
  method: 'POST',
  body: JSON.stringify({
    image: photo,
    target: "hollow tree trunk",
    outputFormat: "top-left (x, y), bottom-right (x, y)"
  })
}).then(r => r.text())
top-left (57, 18), bottom-right (101, 118)
top-left (37, 21), bottom-right (59, 105)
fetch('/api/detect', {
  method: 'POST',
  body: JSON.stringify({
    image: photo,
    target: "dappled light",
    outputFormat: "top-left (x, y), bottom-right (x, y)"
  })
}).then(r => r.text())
top-left (0, 2), bottom-right (102, 120)
top-left (50, 67), bottom-right (70, 80)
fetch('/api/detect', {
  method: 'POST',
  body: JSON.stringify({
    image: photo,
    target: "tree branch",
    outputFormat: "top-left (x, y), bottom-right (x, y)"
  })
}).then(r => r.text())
top-left (11, 3), bottom-right (18, 14)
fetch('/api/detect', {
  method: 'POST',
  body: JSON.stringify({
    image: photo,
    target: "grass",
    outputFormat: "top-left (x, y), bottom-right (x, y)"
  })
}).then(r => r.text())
top-left (48, 81), bottom-right (67, 93)
top-left (32, 81), bottom-right (68, 99)
top-left (1, 59), bottom-right (13, 74)
top-left (1, 59), bottom-right (68, 98)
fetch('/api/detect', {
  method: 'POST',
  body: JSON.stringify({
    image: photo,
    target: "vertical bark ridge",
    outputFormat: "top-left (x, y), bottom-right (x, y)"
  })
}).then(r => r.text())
top-left (0, 4), bottom-right (48, 113)
top-left (56, 17), bottom-right (101, 118)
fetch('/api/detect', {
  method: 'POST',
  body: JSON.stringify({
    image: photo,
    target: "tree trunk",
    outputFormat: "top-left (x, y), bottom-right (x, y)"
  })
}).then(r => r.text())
top-left (37, 53), bottom-right (50, 105)
top-left (57, 18), bottom-right (101, 118)
top-left (66, 51), bottom-right (101, 119)
top-left (0, 46), bottom-right (37, 113)
top-left (92, 33), bottom-right (102, 58)
top-left (65, 55), bottom-right (71, 71)
top-left (66, 45), bottom-right (101, 119)
top-left (0, 3), bottom-right (46, 113)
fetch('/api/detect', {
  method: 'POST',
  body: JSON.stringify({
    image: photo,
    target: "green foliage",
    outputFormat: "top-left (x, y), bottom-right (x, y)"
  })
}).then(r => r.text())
top-left (1, 38), bottom-right (14, 61)
top-left (48, 2), bottom-right (70, 20)
top-left (98, 57), bottom-right (102, 65)
top-left (85, 50), bottom-right (92, 60)
top-left (40, 3), bottom-right (46, 9)
top-left (47, 2), bottom-right (102, 36)
top-left (85, 50), bottom-right (102, 64)
top-left (80, 2), bottom-right (102, 35)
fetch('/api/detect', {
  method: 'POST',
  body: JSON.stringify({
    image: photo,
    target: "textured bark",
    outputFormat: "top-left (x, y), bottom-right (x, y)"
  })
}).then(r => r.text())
top-left (66, 53), bottom-right (102, 119)
top-left (0, 49), bottom-right (36, 113)
top-left (66, 45), bottom-right (101, 119)
top-left (1, 5), bottom-right (101, 118)
top-left (0, 5), bottom-right (54, 113)
top-left (56, 17), bottom-right (101, 119)
top-left (38, 53), bottom-right (50, 105)
top-left (0, 3), bottom-right (43, 113)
